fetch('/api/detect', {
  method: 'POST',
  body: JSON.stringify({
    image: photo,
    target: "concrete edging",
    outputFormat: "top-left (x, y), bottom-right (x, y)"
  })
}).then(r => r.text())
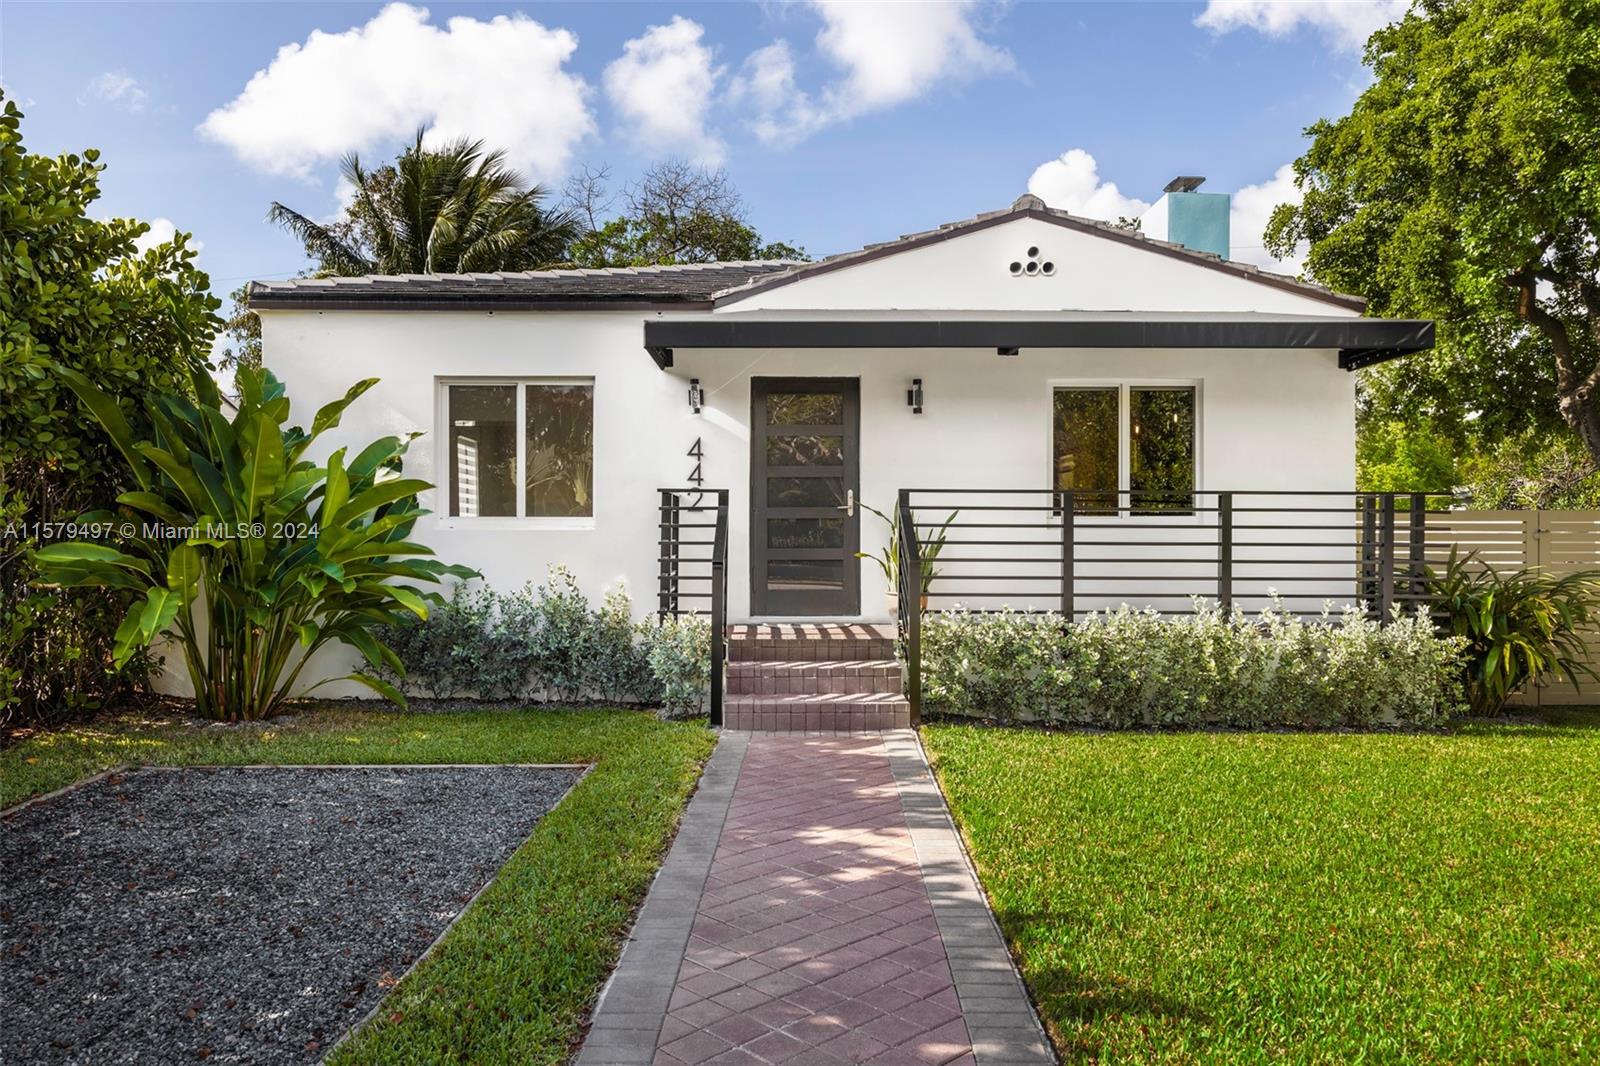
top-left (881, 730), bottom-right (1056, 1065)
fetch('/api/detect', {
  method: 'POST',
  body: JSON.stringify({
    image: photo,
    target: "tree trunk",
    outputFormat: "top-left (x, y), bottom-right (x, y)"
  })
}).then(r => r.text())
top-left (1512, 269), bottom-right (1600, 468)
top-left (1563, 386), bottom-right (1600, 467)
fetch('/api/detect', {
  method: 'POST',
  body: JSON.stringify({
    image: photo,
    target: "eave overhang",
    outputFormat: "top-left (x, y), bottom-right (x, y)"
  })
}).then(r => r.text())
top-left (642, 314), bottom-right (1434, 371)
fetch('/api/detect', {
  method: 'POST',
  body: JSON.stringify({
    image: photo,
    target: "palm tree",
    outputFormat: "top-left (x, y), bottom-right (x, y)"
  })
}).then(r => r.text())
top-left (268, 129), bottom-right (578, 276)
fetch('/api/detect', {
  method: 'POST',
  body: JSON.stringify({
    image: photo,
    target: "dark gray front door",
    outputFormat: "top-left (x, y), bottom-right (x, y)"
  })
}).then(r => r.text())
top-left (751, 378), bottom-right (860, 616)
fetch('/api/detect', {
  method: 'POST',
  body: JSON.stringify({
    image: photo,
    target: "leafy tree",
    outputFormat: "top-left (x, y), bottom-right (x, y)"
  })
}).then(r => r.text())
top-left (0, 92), bottom-right (220, 724)
top-left (1460, 433), bottom-right (1600, 508)
top-left (34, 365), bottom-right (476, 721)
top-left (1266, 0), bottom-right (1600, 466)
top-left (1357, 417), bottom-right (1460, 492)
top-left (216, 284), bottom-right (261, 376)
top-left (563, 160), bottom-right (807, 267)
top-left (269, 129), bottom-right (578, 276)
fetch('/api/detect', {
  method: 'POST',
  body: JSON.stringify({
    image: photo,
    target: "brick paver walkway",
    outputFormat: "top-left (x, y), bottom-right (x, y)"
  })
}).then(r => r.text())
top-left (577, 732), bottom-right (1052, 1066)
top-left (656, 736), bottom-right (971, 1065)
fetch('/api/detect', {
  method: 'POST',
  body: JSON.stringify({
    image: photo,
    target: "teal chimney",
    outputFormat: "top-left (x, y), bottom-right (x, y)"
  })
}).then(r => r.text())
top-left (1139, 176), bottom-right (1230, 259)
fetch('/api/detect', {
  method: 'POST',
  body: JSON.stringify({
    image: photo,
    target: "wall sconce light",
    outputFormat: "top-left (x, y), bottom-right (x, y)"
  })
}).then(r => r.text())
top-left (997, 346), bottom-right (1020, 357)
top-left (687, 378), bottom-right (704, 413)
top-left (907, 378), bottom-right (924, 414)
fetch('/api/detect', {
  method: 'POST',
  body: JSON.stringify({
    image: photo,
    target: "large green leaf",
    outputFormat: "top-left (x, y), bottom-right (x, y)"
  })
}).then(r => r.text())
top-left (321, 448), bottom-right (350, 528)
top-left (139, 587), bottom-right (181, 641)
top-left (167, 543), bottom-right (203, 597)
top-left (311, 379), bottom-right (379, 439)
top-left (34, 541), bottom-right (151, 573)
top-left (340, 672), bottom-right (408, 710)
top-left (53, 365), bottom-right (152, 489)
top-left (386, 584), bottom-right (429, 619)
top-left (138, 443), bottom-right (211, 516)
top-left (241, 411), bottom-right (286, 519)
top-left (116, 491), bottom-right (185, 525)
top-left (191, 454), bottom-right (235, 523)
top-left (334, 478), bottom-right (431, 527)
top-left (347, 436), bottom-right (405, 479)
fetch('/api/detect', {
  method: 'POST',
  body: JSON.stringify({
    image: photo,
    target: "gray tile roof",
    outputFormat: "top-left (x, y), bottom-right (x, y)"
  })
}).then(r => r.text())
top-left (246, 195), bottom-right (1363, 312)
top-left (247, 261), bottom-right (802, 309)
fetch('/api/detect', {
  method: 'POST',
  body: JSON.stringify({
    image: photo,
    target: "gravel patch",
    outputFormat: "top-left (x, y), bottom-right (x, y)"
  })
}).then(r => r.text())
top-left (1, 764), bottom-right (584, 1065)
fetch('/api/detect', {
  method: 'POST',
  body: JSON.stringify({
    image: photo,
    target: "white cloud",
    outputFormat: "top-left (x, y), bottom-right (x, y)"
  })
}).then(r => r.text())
top-left (813, 0), bottom-right (1011, 116)
top-left (1194, 0), bottom-right (1409, 51)
top-left (735, 0), bottom-right (1012, 144)
top-left (604, 17), bottom-right (725, 165)
top-left (82, 72), bottom-right (147, 113)
top-left (1229, 162), bottom-right (1304, 272)
top-left (199, 3), bottom-right (593, 180)
top-left (1026, 149), bottom-right (1150, 221)
top-left (727, 41), bottom-right (832, 144)
top-left (131, 217), bottom-right (203, 256)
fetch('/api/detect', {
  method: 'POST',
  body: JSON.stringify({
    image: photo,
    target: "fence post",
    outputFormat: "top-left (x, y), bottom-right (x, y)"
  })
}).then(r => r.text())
top-left (1360, 493), bottom-right (1377, 609)
top-left (898, 489), bottom-right (921, 726)
top-left (1378, 494), bottom-right (1396, 622)
top-left (709, 489), bottom-right (727, 728)
top-left (1059, 490), bottom-right (1075, 619)
top-left (1218, 492), bottom-right (1233, 612)
top-left (1408, 493), bottom-right (1427, 604)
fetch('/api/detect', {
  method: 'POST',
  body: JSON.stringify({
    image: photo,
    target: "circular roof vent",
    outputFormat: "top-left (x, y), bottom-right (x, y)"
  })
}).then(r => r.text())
top-left (1010, 246), bottom-right (1055, 278)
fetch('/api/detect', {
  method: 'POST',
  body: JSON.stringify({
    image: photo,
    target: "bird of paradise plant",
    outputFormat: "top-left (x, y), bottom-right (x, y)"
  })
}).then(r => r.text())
top-left (31, 364), bottom-right (476, 720)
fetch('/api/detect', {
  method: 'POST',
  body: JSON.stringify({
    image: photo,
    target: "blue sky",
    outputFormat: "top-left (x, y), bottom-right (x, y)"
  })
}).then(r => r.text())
top-left (1, 1), bottom-right (1404, 296)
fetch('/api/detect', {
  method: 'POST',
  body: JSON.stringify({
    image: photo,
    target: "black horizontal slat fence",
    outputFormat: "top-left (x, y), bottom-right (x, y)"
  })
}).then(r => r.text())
top-left (899, 488), bottom-right (1455, 621)
top-left (658, 488), bottom-right (728, 726)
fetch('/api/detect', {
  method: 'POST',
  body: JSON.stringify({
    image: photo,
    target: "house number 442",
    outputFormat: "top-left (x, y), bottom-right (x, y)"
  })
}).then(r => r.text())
top-left (686, 438), bottom-right (704, 508)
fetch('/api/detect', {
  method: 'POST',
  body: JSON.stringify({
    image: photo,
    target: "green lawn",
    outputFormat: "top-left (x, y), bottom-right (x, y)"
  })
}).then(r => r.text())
top-left (1, 708), bottom-right (715, 1065)
top-left (924, 714), bottom-right (1600, 1065)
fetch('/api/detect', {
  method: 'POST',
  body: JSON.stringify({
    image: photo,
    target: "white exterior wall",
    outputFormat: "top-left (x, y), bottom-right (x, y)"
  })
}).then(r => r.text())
top-left (216, 213), bottom-right (1364, 697)
top-left (676, 343), bottom-right (1353, 621)
top-left (256, 310), bottom-right (1353, 625)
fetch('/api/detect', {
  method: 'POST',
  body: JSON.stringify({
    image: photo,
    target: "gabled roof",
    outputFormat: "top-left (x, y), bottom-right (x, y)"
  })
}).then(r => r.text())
top-left (246, 195), bottom-right (1364, 314)
top-left (247, 261), bottom-right (800, 311)
top-left (709, 194), bottom-right (1366, 313)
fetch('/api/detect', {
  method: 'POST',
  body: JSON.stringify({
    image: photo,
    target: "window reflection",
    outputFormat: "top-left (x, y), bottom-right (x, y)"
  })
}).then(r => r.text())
top-left (526, 384), bottom-right (594, 517)
top-left (449, 385), bottom-right (517, 517)
top-left (1052, 388), bottom-right (1119, 514)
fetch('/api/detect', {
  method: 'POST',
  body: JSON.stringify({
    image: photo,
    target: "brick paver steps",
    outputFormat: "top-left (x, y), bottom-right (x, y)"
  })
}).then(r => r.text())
top-left (724, 625), bottom-right (907, 732)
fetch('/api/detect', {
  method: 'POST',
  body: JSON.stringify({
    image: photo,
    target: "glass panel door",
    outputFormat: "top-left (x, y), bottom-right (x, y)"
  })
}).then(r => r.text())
top-left (751, 378), bottom-right (860, 616)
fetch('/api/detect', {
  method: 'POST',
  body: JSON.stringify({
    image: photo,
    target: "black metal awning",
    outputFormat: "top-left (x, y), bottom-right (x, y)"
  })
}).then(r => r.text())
top-left (642, 314), bottom-right (1434, 371)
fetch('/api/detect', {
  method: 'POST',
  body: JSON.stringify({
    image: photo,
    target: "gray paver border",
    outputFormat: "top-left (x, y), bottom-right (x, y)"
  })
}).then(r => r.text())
top-left (575, 731), bottom-right (750, 1066)
top-left (882, 730), bottom-right (1057, 1065)
top-left (2, 764), bottom-right (132, 816)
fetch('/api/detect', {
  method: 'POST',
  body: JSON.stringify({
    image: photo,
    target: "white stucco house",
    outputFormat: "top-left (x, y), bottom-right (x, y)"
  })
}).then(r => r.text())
top-left (248, 186), bottom-right (1433, 672)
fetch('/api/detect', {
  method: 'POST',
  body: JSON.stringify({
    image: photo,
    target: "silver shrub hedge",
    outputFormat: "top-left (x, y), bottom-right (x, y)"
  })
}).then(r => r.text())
top-left (921, 599), bottom-right (1467, 729)
top-left (378, 567), bottom-right (711, 714)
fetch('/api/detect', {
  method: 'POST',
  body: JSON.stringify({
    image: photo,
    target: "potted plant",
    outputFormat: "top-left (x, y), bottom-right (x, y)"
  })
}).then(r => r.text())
top-left (857, 503), bottom-right (957, 614)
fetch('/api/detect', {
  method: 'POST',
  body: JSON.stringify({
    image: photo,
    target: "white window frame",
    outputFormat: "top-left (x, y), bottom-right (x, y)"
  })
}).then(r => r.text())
top-left (1046, 378), bottom-right (1202, 524)
top-left (435, 377), bottom-right (596, 530)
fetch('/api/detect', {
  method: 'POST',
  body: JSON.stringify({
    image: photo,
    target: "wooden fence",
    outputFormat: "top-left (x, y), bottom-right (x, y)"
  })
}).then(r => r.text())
top-left (1422, 510), bottom-right (1600, 707)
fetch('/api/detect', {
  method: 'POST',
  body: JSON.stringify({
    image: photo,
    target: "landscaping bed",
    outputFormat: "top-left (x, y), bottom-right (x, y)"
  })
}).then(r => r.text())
top-left (924, 713), bottom-right (1600, 1063)
top-left (1, 709), bottom-right (715, 1066)
top-left (3, 764), bottom-right (581, 1064)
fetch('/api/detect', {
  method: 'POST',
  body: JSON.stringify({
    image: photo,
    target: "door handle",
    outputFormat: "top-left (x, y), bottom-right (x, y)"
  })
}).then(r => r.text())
top-left (838, 489), bottom-right (855, 517)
